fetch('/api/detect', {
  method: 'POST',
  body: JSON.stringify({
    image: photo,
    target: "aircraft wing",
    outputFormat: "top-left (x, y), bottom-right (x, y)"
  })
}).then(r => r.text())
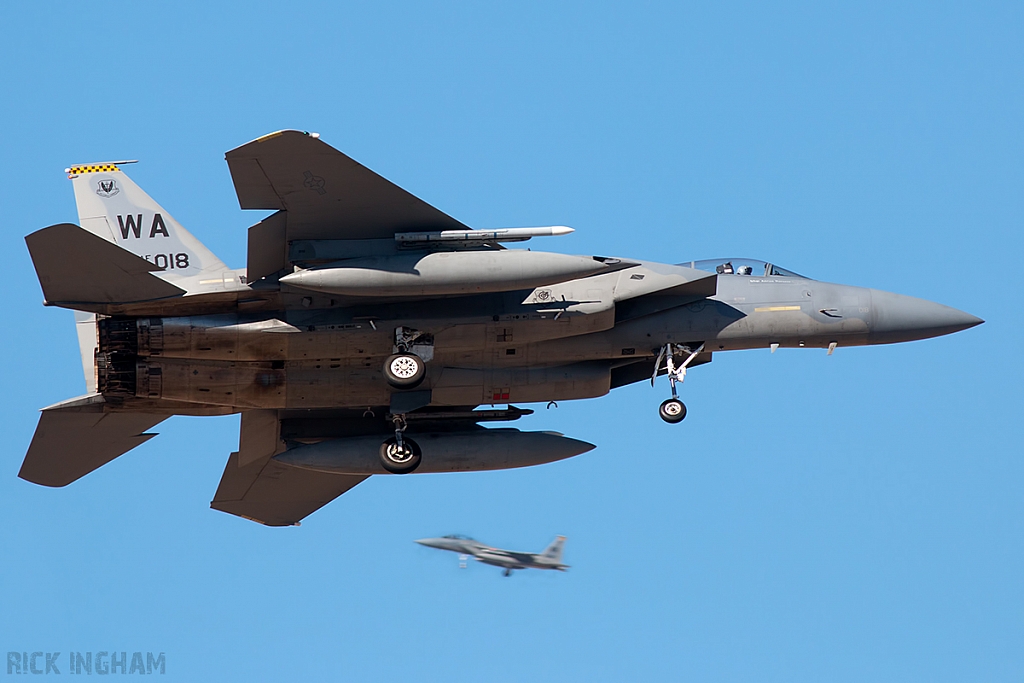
top-left (225, 130), bottom-right (468, 242)
top-left (211, 451), bottom-right (367, 527)
top-left (210, 410), bottom-right (368, 526)
top-left (483, 549), bottom-right (536, 564)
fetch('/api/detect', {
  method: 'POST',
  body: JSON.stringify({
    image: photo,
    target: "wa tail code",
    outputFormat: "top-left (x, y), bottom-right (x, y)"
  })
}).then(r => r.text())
top-left (116, 213), bottom-right (169, 240)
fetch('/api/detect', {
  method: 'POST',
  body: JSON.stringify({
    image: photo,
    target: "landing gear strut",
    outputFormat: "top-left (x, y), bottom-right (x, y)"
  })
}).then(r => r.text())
top-left (379, 413), bottom-right (421, 474)
top-left (651, 343), bottom-right (704, 424)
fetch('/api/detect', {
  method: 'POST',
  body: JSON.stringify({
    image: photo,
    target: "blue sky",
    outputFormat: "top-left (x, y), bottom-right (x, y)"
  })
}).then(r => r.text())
top-left (1, 1), bottom-right (1021, 680)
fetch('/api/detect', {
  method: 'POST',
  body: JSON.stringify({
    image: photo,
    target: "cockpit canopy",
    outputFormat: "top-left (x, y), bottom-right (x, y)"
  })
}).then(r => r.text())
top-left (680, 258), bottom-right (808, 279)
top-left (443, 534), bottom-right (474, 540)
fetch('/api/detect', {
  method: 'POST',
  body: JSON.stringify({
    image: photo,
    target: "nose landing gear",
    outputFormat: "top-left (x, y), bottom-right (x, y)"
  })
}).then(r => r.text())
top-left (659, 398), bottom-right (687, 423)
top-left (652, 342), bottom-right (704, 424)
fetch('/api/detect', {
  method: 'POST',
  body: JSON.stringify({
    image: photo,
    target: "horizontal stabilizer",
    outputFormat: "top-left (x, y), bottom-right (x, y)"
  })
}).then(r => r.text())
top-left (26, 223), bottom-right (185, 308)
top-left (225, 130), bottom-right (468, 241)
top-left (20, 398), bottom-right (169, 487)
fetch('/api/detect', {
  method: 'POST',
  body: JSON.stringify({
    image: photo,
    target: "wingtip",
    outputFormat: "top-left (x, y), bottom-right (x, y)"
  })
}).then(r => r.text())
top-left (254, 129), bottom-right (320, 143)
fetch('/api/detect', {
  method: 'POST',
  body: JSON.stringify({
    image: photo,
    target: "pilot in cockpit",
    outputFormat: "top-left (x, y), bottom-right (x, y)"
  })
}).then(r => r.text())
top-left (737, 265), bottom-right (752, 275)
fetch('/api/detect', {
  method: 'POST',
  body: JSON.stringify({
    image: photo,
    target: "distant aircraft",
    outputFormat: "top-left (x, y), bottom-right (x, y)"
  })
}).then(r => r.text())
top-left (417, 535), bottom-right (568, 576)
top-left (19, 130), bottom-right (983, 527)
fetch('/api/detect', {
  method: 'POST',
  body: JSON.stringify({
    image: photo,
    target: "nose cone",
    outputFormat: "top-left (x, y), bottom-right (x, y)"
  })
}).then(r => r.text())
top-left (869, 290), bottom-right (983, 344)
top-left (279, 269), bottom-right (321, 291)
top-left (415, 538), bottom-right (447, 549)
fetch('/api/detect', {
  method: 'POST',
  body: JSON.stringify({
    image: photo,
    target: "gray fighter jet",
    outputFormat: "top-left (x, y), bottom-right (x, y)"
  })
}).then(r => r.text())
top-left (21, 130), bottom-right (983, 526)
top-left (416, 535), bottom-right (568, 576)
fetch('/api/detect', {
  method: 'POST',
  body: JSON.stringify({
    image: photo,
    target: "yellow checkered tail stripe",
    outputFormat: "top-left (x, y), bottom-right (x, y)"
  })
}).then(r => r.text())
top-left (66, 164), bottom-right (121, 175)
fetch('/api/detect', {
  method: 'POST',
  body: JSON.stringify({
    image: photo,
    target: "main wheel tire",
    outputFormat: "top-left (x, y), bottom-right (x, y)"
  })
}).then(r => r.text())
top-left (379, 436), bottom-right (422, 474)
top-left (659, 398), bottom-right (687, 424)
top-left (383, 353), bottom-right (425, 388)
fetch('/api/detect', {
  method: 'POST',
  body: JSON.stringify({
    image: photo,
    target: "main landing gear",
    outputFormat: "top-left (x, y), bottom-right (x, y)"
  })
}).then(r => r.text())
top-left (651, 342), bottom-right (704, 424)
top-left (383, 326), bottom-right (432, 389)
top-left (379, 413), bottom-right (422, 474)
top-left (378, 406), bottom-right (532, 476)
top-left (383, 353), bottom-right (425, 388)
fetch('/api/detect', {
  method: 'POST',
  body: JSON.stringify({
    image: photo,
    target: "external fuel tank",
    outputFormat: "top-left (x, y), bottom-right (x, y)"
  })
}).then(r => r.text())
top-left (279, 250), bottom-right (614, 297)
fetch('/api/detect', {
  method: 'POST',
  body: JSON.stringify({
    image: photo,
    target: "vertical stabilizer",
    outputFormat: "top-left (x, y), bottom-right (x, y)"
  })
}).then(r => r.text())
top-left (540, 535), bottom-right (566, 563)
top-left (67, 162), bottom-right (241, 293)
top-left (74, 311), bottom-right (97, 393)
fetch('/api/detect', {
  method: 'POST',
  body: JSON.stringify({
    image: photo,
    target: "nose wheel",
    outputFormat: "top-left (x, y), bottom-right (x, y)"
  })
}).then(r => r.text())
top-left (652, 342), bottom-right (703, 424)
top-left (659, 398), bottom-right (687, 423)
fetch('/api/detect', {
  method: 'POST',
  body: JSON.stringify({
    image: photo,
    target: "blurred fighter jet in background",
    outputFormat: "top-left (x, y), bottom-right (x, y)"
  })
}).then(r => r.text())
top-left (417, 535), bottom-right (568, 576)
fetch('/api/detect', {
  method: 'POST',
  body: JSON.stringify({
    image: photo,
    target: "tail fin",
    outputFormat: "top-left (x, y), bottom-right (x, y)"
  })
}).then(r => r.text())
top-left (67, 162), bottom-right (238, 292)
top-left (74, 311), bottom-right (98, 393)
top-left (540, 535), bottom-right (566, 563)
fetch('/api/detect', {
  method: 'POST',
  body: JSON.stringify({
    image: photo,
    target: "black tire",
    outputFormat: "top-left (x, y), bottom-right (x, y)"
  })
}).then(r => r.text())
top-left (383, 353), bottom-right (425, 388)
top-left (659, 398), bottom-right (687, 424)
top-left (379, 436), bottom-right (422, 474)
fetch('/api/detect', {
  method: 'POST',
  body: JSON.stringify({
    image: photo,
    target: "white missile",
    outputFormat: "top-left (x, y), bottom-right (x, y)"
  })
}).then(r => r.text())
top-left (279, 249), bottom-right (613, 297)
top-left (395, 225), bottom-right (573, 244)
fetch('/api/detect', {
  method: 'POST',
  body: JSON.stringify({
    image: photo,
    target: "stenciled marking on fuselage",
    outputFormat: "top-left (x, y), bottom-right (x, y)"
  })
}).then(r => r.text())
top-left (753, 305), bottom-right (802, 312)
top-left (116, 213), bottom-right (170, 239)
top-left (142, 252), bottom-right (190, 270)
